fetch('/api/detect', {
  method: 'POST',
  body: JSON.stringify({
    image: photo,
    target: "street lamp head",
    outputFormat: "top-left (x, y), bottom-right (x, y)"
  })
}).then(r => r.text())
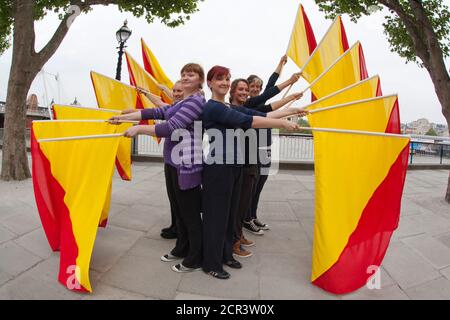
top-left (116, 20), bottom-right (132, 43)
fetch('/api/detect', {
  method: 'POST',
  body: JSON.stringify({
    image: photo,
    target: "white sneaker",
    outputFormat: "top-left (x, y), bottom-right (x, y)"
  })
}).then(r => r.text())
top-left (161, 253), bottom-right (182, 262)
top-left (171, 263), bottom-right (201, 273)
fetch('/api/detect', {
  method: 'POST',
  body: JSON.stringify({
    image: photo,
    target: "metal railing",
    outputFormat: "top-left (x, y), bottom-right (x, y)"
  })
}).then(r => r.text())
top-left (135, 132), bottom-right (450, 165)
top-left (0, 129), bottom-right (448, 166)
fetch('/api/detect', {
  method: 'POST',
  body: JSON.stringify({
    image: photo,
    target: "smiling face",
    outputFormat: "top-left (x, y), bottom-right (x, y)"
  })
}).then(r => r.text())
top-left (230, 80), bottom-right (249, 106)
top-left (248, 79), bottom-right (263, 97)
top-left (208, 73), bottom-right (231, 99)
top-left (181, 71), bottom-right (202, 94)
top-left (172, 81), bottom-right (184, 102)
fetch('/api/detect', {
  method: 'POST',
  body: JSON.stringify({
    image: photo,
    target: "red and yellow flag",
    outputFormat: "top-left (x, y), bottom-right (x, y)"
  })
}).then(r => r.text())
top-left (307, 95), bottom-right (400, 135)
top-left (126, 51), bottom-right (172, 105)
top-left (309, 42), bottom-right (369, 100)
top-left (308, 93), bottom-right (406, 293)
top-left (141, 38), bottom-right (174, 90)
top-left (304, 75), bottom-right (382, 110)
top-left (311, 130), bottom-right (409, 294)
top-left (31, 121), bottom-right (129, 292)
top-left (90, 71), bottom-right (142, 180)
top-left (51, 105), bottom-right (129, 227)
top-left (286, 4), bottom-right (317, 70)
top-left (301, 15), bottom-right (349, 85)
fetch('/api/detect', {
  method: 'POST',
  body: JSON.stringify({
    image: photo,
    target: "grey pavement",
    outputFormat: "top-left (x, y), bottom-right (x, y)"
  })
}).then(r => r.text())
top-left (0, 160), bottom-right (449, 299)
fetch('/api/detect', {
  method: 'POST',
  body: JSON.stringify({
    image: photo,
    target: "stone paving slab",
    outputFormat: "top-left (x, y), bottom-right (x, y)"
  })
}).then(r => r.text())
top-left (405, 278), bottom-right (450, 300)
top-left (0, 257), bottom-right (83, 300)
top-left (401, 234), bottom-right (450, 269)
top-left (0, 162), bottom-right (449, 300)
top-left (382, 242), bottom-right (441, 290)
top-left (0, 241), bottom-right (42, 278)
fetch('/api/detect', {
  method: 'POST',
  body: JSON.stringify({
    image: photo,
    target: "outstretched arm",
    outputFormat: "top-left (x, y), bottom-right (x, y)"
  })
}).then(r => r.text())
top-left (136, 86), bottom-right (170, 107)
top-left (270, 92), bottom-right (303, 111)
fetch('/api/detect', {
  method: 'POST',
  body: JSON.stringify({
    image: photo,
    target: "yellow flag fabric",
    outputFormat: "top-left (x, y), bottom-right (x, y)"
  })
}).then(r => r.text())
top-left (90, 71), bottom-right (138, 111)
top-left (32, 121), bottom-right (127, 292)
top-left (301, 16), bottom-right (348, 83)
top-left (286, 4), bottom-right (317, 70)
top-left (307, 95), bottom-right (398, 133)
top-left (90, 71), bottom-right (138, 180)
top-left (141, 38), bottom-right (174, 89)
top-left (311, 131), bottom-right (409, 283)
top-left (51, 105), bottom-right (131, 225)
top-left (304, 76), bottom-right (380, 111)
top-left (126, 52), bottom-right (172, 104)
top-left (309, 42), bottom-right (368, 100)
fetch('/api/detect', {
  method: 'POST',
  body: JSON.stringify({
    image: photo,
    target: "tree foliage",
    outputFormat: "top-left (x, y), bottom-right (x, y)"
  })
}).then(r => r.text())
top-left (315, 0), bottom-right (450, 65)
top-left (0, 0), bottom-right (203, 55)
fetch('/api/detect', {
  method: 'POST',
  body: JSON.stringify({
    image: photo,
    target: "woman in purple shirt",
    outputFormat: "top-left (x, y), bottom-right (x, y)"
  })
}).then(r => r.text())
top-left (110, 63), bottom-right (206, 273)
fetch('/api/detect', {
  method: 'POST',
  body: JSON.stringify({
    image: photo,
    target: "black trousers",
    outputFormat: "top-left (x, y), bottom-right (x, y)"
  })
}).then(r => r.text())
top-left (164, 164), bottom-right (178, 230)
top-left (234, 165), bottom-right (258, 242)
top-left (247, 165), bottom-right (269, 221)
top-left (165, 164), bottom-right (202, 268)
top-left (202, 164), bottom-right (243, 273)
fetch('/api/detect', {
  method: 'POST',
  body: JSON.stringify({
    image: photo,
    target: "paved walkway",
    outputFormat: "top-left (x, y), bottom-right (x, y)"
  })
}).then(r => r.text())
top-left (0, 161), bottom-right (449, 300)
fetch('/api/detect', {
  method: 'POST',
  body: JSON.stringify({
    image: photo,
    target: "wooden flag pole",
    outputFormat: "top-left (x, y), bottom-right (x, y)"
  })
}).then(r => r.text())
top-left (302, 75), bottom-right (379, 107)
top-left (307, 94), bottom-right (397, 115)
top-left (282, 94), bottom-right (397, 119)
top-left (52, 104), bottom-right (122, 114)
top-left (283, 16), bottom-right (340, 99)
top-left (106, 120), bottom-right (140, 124)
top-left (296, 127), bottom-right (409, 139)
top-left (38, 133), bottom-right (124, 143)
top-left (32, 119), bottom-right (139, 124)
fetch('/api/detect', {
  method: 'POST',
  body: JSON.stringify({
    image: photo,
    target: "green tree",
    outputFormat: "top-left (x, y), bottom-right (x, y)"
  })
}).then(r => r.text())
top-left (314, 0), bottom-right (450, 202)
top-left (0, 0), bottom-right (202, 181)
top-left (425, 127), bottom-right (438, 136)
top-left (297, 118), bottom-right (311, 134)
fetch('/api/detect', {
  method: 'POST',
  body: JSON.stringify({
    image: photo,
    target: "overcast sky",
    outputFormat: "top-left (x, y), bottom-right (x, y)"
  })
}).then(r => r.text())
top-left (0, 0), bottom-right (449, 124)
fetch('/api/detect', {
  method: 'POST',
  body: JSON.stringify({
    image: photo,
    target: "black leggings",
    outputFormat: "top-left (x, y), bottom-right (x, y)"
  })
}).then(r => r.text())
top-left (165, 164), bottom-right (202, 268)
top-left (235, 165), bottom-right (258, 241)
top-left (202, 164), bottom-right (243, 273)
top-left (164, 164), bottom-right (178, 230)
top-left (247, 165), bottom-right (269, 221)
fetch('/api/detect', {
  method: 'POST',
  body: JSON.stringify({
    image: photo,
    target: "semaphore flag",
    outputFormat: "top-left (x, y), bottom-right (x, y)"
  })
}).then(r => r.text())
top-left (311, 129), bottom-right (409, 294)
top-left (51, 105), bottom-right (132, 227)
top-left (126, 51), bottom-right (172, 105)
top-left (300, 15), bottom-right (349, 85)
top-left (286, 4), bottom-right (317, 71)
top-left (90, 71), bottom-right (151, 179)
top-left (306, 94), bottom-right (400, 134)
top-left (308, 41), bottom-right (369, 100)
top-left (31, 120), bottom-right (127, 292)
top-left (141, 38), bottom-right (174, 91)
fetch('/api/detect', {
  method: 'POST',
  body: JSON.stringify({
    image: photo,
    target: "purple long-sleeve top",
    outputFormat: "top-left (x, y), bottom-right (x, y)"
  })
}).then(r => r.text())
top-left (141, 92), bottom-right (206, 190)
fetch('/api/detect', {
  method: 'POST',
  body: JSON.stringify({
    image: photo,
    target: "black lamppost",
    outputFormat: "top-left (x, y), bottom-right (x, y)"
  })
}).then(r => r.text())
top-left (115, 20), bottom-right (132, 81)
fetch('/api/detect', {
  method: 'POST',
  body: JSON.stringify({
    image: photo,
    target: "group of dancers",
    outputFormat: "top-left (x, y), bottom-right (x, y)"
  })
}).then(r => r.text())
top-left (110, 55), bottom-right (308, 279)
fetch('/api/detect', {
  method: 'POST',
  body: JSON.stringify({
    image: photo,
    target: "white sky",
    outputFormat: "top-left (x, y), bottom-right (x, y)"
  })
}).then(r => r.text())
top-left (0, 0), bottom-right (449, 124)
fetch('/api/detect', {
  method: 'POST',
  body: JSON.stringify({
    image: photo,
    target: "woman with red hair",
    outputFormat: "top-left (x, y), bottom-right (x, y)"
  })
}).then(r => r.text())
top-left (201, 66), bottom-right (307, 279)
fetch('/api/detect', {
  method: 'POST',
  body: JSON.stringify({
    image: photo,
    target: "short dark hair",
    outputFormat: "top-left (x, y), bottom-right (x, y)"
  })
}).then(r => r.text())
top-left (207, 65), bottom-right (231, 82)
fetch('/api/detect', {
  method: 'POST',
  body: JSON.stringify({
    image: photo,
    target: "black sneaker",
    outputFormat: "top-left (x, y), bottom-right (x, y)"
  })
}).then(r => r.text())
top-left (206, 270), bottom-right (230, 280)
top-left (223, 258), bottom-right (242, 269)
top-left (253, 218), bottom-right (269, 230)
top-left (160, 229), bottom-right (177, 239)
top-left (161, 225), bottom-right (177, 234)
top-left (243, 220), bottom-right (264, 236)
